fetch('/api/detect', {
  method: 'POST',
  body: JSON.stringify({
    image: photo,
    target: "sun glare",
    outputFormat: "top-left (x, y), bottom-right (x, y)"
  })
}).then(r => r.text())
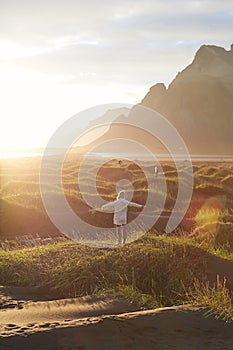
top-left (0, 62), bottom-right (142, 155)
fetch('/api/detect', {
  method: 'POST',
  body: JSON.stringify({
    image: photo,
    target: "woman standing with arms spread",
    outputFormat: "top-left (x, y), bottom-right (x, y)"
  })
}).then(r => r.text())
top-left (102, 191), bottom-right (143, 245)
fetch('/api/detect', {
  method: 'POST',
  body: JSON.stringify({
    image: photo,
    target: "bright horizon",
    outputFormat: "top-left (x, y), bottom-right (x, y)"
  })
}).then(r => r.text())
top-left (1, 0), bottom-right (232, 153)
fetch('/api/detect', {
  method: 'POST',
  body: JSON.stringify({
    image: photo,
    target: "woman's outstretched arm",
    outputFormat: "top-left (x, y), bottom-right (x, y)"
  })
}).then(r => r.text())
top-left (101, 201), bottom-right (116, 211)
top-left (89, 201), bottom-right (115, 213)
top-left (128, 201), bottom-right (143, 208)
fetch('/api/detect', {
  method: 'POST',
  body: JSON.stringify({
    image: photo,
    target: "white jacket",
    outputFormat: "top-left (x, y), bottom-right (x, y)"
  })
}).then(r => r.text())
top-left (102, 198), bottom-right (142, 225)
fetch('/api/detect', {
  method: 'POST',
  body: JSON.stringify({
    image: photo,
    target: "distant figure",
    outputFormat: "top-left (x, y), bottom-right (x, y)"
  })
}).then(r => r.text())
top-left (101, 191), bottom-right (143, 245)
top-left (154, 166), bottom-right (158, 177)
top-left (118, 160), bottom-right (122, 166)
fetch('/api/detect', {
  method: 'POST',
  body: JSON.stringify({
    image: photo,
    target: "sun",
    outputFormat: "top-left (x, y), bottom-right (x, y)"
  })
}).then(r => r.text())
top-left (0, 64), bottom-right (57, 151)
top-left (0, 62), bottom-right (140, 155)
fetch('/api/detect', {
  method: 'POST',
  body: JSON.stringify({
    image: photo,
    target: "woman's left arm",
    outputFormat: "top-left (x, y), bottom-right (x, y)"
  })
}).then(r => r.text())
top-left (128, 201), bottom-right (143, 208)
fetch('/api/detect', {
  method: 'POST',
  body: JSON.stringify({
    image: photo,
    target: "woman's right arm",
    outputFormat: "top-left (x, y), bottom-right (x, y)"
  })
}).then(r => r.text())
top-left (89, 201), bottom-right (115, 213)
top-left (101, 201), bottom-right (115, 211)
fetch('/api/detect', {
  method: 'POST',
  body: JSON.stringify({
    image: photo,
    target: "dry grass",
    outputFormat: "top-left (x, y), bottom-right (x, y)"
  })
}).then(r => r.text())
top-left (1, 157), bottom-right (232, 239)
top-left (0, 156), bottom-right (233, 316)
top-left (186, 275), bottom-right (233, 323)
top-left (0, 236), bottom-right (207, 306)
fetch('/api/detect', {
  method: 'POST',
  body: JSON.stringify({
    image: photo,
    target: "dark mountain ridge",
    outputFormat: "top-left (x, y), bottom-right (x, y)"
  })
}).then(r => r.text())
top-left (141, 44), bottom-right (233, 155)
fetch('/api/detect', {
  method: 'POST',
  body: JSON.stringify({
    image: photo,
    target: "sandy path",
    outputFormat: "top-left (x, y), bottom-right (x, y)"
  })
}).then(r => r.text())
top-left (1, 305), bottom-right (232, 350)
top-left (0, 295), bottom-right (137, 325)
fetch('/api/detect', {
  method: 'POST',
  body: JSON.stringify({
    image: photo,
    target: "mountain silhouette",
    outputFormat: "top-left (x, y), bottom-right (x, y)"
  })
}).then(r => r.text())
top-left (141, 44), bottom-right (233, 155)
top-left (73, 44), bottom-right (233, 156)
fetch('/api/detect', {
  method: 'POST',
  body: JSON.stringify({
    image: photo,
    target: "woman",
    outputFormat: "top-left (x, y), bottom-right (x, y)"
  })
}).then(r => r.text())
top-left (101, 191), bottom-right (143, 245)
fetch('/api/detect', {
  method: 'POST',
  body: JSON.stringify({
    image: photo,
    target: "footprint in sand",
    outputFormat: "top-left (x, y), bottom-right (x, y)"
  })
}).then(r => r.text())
top-left (5, 324), bottom-right (19, 329)
top-left (16, 329), bottom-right (26, 333)
top-left (26, 323), bottom-right (36, 327)
top-left (38, 322), bottom-right (51, 328)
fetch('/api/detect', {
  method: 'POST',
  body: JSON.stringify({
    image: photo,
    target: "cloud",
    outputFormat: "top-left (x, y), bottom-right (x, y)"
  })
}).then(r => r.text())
top-left (1, 0), bottom-right (232, 45)
top-left (0, 0), bottom-right (232, 86)
top-left (1, 0), bottom-right (232, 150)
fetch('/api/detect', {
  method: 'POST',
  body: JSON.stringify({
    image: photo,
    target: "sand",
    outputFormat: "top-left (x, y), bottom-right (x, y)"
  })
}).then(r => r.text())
top-left (0, 293), bottom-right (137, 325)
top-left (1, 253), bottom-right (233, 349)
top-left (1, 285), bottom-right (233, 350)
top-left (1, 241), bottom-right (233, 349)
top-left (1, 303), bottom-right (233, 350)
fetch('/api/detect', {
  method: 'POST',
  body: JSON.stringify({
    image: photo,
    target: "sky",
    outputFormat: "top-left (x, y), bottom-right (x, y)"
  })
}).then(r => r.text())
top-left (0, 0), bottom-right (232, 152)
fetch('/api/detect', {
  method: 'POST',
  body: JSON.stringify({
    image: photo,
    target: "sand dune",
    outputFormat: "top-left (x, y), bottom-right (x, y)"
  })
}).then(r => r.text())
top-left (1, 285), bottom-right (233, 350)
top-left (0, 294), bottom-right (137, 325)
top-left (1, 303), bottom-right (233, 350)
top-left (1, 249), bottom-right (232, 349)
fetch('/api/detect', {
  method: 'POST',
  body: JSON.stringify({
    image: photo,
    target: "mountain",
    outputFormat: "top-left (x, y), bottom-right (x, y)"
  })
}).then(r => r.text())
top-left (86, 107), bottom-right (130, 130)
top-left (141, 44), bottom-right (233, 155)
top-left (72, 44), bottom-right (233, 156)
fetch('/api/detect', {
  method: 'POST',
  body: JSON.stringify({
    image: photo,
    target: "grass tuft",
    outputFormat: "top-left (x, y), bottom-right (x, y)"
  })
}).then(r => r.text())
top-left (186, 275), bottom-right (233, 323)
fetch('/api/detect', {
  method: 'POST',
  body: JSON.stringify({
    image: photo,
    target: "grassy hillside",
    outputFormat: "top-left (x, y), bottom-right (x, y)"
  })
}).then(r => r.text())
top-left (0, 155), bottom-right (233, 321)
top-left (1, 156), bottom-right (232, 241)
top-left (1, 234), bottom-right (232, 321)
top-left (0, 235), bottom-right (208, 303)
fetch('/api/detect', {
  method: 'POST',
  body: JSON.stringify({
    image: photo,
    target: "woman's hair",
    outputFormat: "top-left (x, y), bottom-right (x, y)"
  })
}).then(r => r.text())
top-left (117, 190), bottom-right (125, 199)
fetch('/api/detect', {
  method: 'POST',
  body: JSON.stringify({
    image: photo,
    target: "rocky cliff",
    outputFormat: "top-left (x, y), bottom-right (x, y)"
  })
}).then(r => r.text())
top-left (141, 44), bottom-right (233, 154)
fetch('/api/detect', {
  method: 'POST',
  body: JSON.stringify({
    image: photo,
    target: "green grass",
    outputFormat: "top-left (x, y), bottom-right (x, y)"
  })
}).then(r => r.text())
top-left (195, 208), bottom-right (224, 227)
top-left (0, 236), bottom-right (207, 307)
top-left (1, 233), bottom-right (232, 321)
top-left (1, 157), bottom-right (233, 238)
top-left (189, 207), bottom-right (233, 254)
top-left (98, 284), bottom-right (164, 310)
top-left (156, 233), bottom-right (233, 261)
top-left (1, 157), bottom-right (233, 321)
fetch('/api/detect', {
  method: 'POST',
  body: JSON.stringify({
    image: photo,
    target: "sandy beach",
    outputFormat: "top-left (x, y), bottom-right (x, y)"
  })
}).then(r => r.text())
top-left (0, 285), bottom-right (232, 350)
